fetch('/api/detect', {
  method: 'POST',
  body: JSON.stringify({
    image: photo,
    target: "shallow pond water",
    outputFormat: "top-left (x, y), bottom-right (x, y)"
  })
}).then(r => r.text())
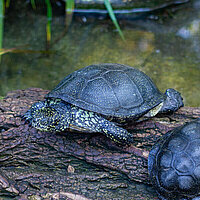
top-left (0, 0), bottom-right (200, 199)
top-left (1, 1), bottom-right (200, 107)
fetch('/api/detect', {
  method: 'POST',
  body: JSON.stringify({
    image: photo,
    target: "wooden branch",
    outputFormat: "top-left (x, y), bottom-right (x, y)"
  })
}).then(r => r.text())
top-left (0, 88), bottom-right (199, 199)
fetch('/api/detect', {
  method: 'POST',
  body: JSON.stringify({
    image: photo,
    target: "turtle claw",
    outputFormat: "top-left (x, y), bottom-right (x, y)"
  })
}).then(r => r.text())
top-left (21, 109), bottom-right (33, 124)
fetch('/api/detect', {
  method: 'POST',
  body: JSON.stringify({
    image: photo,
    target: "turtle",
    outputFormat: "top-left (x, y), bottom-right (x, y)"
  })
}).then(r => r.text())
top-left (148, 118), bottom-right (200, 200)
top-left (23, 63), bottom-right (183, 144)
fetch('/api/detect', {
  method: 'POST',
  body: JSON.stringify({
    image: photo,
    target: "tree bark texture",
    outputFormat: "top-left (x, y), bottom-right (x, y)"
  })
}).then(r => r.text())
top-left (0, 88), bottom-right (199, 199)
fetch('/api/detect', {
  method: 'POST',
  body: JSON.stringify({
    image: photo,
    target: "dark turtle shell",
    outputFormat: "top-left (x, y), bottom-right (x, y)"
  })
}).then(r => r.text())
top-left (46, 63), bottom-right (165, 118)
top-left (148, 118), bottom-right (200, 200)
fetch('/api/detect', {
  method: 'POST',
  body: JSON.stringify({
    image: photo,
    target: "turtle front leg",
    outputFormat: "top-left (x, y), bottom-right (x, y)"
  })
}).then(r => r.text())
top-left (70, 106), bottom-right (134, 144)
top-left (98, 119), bottom-right (134, 144)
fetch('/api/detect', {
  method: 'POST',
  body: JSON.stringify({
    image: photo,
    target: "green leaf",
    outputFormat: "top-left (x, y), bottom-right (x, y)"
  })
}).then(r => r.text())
top-left (45, 0), bottom-right (52, 46)
top-left (66, 0), bottom-right (75, 15)
top-left (5, 0), bottom-right (10, 8)
top-left (65, 0), bottom-right (75, 27)
top-left (31, 0), bottom-right (36, 10)
top-left (104, 0), bottom-right (125, 41)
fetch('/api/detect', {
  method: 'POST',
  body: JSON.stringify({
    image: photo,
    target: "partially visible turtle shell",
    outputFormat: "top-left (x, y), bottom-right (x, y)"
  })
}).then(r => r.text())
top-left (148, 118), bottom-right (200, 200)
top-left (46, 63), bottom-right (165, 118)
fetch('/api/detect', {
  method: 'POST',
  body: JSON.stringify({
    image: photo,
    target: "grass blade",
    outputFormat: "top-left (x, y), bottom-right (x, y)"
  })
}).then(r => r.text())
top-left (45, 0), bottom-right (52, 49)
top-left (0, 0), bottom-right (4, 62)
top-left (0, 47), bottom-right (53, 55)
top-left (104, 0), bottom-right (125, 41)
top-left (5, 0), bottom-right (10, 8)
top-left (65, 0), bottom-right (75, 27)
top-left (30, 0), bottom-right (36, 10)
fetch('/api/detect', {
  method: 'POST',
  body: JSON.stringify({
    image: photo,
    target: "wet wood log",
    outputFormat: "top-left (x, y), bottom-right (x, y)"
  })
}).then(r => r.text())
top-left (0, 88), bottom-right (199, 199)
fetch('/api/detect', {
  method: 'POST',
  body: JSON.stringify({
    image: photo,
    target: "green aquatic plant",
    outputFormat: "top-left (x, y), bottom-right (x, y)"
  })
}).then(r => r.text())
top-left (45, 0), bottom-right (52, 49)
top-left (0, 0), bottom-right (4, 61)
top-left (104, 0), bottom-right (125, 40)
top-left (30, 0), bottom-right (124, 47)
top-left (5, 0), bottom-right (9, 7)
top-left (66, 0), bottom-right (75, 27)
top-left (52, 0), bottom-right (124, 46)
top-left (0, 46), bottom-right (52, 55)
top-left (30, 0), bottom-right (36, 10)
top-left (45, 0), bottom-right (124, 43)
top-left (64, 0), bottom-right (124, 41)
top-left (0, 0), bottom-right (124, 54)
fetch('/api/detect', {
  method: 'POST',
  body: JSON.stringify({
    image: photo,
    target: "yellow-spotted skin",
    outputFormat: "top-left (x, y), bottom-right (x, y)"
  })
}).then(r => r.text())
top-left (24, 99), bottom-right (71, 132)
top-left (70, 106), bottom-right (134, 143)
top-left (24, 99), bottom-right (133, 144)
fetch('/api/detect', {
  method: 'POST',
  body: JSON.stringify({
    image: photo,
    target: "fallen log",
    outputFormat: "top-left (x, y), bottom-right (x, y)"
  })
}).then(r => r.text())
top-left (0, 88), bottom-right (199, 199)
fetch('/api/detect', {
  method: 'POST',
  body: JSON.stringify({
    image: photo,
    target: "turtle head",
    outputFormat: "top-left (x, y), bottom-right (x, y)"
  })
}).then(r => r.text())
top-left (160, 88), bottom-right (184, 113)
top-left (23, 99), bottom-right (70, 132)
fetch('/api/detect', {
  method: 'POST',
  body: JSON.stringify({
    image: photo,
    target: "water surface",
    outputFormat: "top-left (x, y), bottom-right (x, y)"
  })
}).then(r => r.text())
top-left (1, 1), bottom-right (200, 106)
